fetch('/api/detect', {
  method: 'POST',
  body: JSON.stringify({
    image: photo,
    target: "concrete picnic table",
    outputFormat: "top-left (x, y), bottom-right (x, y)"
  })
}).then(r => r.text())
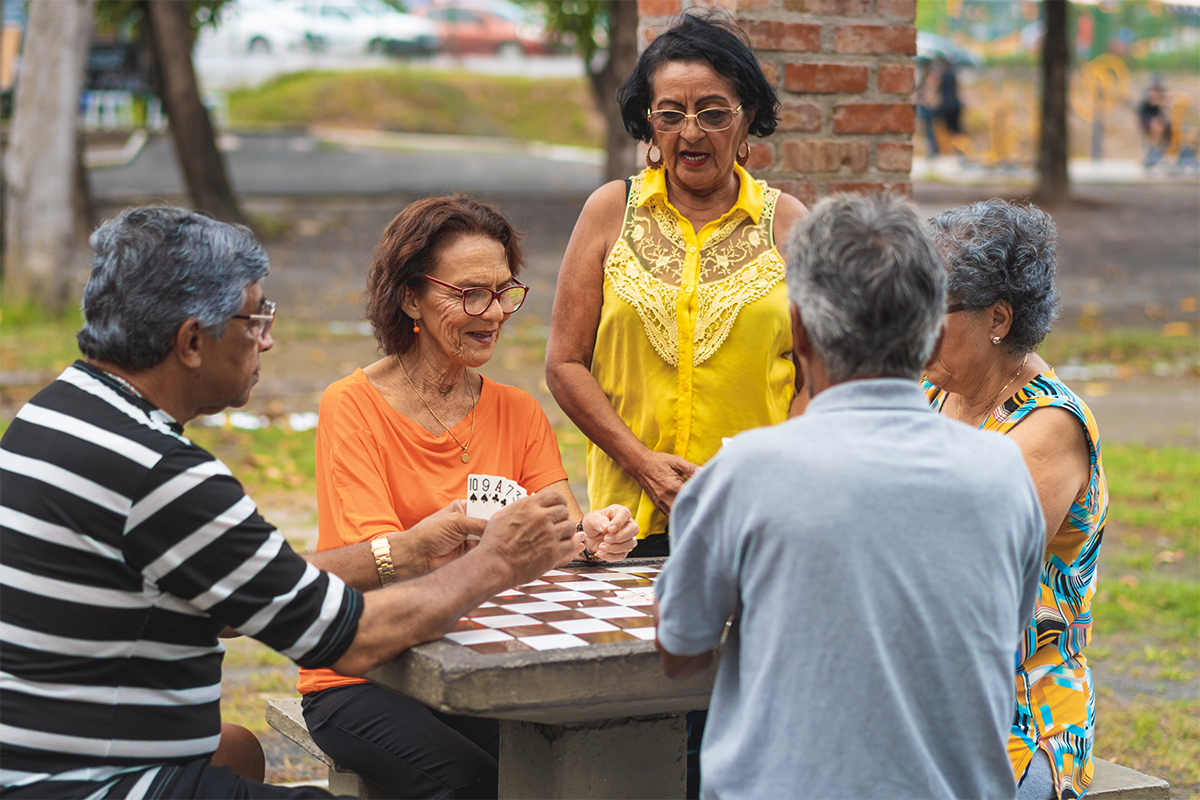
top-left (364, 558), bottom-right (718, 799)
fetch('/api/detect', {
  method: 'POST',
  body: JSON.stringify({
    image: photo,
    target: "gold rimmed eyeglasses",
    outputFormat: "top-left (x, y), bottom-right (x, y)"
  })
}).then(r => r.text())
top-left (231, 299), bottom-right (276, 338)
top-left (423, 276), bottom-right (529, 316)
top-left (647, 105), bottom-right (742, 133)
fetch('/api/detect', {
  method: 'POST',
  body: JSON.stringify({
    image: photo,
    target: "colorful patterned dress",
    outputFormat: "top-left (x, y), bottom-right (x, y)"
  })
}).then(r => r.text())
top-left (924, 368), bottom-right (1108, 799)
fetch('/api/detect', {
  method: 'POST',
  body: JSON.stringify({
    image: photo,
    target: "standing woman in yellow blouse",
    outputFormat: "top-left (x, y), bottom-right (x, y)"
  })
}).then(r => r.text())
top-left (547, 11), bottom-right (807, 559)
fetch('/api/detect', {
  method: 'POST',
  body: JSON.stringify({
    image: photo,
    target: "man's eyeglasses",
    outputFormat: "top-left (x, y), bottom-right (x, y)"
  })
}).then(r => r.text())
top-left (647, 105), bottom-right (742, 133)
top-left (232, 300), bottom-right (276, 338)
top-left (423, 276), bottom-right (528, 316)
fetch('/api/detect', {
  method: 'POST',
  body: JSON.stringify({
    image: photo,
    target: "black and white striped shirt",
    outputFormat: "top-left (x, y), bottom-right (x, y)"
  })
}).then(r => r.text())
top-left (1, 362), bottom-right (362, 799)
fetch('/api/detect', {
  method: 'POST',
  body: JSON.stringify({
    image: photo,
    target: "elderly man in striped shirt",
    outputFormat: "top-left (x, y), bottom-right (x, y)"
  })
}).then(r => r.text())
top-left (0, 206), bottom-right (577, 799)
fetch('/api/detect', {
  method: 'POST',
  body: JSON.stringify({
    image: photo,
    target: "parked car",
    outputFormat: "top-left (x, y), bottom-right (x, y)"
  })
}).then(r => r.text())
top-left (199, 0), bottom-right (437, 56)
top-left (200, 0), bottom-right (313, 55)
top-left (411, 0), bottom-right (552, 57)
top-left (299, 0), bottom-right (439, 56)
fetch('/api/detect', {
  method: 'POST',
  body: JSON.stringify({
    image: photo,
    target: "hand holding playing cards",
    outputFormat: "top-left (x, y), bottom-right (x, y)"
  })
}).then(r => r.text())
top-left (477, 492), bottom-right (577, 586)
top-left (580, 504), bottom-right (639, 561)
top-left (407, 500), bottom-right (487, 572)
top-left (633, 450), bottom-right (700, 515)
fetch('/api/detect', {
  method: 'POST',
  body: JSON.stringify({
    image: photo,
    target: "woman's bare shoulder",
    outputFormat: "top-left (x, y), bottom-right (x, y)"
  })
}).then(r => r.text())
top-left (580, 179), bottom-right (631, 225)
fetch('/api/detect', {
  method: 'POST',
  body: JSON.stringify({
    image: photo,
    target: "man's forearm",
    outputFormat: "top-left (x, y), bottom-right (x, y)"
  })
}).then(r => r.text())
top-left (303, 532), bottom-right (431, 592)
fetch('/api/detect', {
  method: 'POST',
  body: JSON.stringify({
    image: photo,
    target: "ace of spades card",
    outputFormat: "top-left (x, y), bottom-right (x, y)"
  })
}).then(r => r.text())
top-left (466, 474), bottom-right (528, 520)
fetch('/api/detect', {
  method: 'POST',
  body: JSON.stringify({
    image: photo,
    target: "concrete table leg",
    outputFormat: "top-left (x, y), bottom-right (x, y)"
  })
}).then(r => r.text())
top-left (498, 713), bottom-right (687, 799)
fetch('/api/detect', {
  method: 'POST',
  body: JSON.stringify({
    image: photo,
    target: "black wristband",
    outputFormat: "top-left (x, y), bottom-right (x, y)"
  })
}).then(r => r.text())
top-left (578, 519), bottom-right (603, 562)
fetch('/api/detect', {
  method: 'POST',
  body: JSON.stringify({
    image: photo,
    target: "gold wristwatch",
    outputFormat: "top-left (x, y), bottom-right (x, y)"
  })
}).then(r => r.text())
top-left (371, 535), bottom-right (396, 586)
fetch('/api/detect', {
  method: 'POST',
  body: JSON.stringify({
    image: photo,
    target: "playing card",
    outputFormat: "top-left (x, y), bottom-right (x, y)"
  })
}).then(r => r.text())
top-left (466, 474), bottom-right (528, 520)
top-left (466, 474), bottom-right (503, 520)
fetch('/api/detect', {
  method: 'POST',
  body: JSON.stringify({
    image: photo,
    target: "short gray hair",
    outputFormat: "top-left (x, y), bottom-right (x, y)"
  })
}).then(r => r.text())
top-left (77, 206), bottom-right (269, 370)
top-left (787, 193), bottom-right (946, 383)
top-left (928, 199), bottom-right (1060, 355)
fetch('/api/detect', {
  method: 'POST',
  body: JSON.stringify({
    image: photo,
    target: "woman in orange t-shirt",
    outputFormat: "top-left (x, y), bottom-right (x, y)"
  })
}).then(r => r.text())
top-left (298, 195), bottom-right (637, 799)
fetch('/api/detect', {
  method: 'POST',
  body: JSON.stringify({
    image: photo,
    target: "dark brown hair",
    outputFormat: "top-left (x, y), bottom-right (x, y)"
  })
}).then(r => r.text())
top-left (365, 194), bottom-right (525, 356)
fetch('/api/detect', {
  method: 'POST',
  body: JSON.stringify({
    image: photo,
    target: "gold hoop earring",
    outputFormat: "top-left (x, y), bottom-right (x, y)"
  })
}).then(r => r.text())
top-left (646, 144), bottom-right (663, 170)
top-left (736, 141), bottom-right (750, 167)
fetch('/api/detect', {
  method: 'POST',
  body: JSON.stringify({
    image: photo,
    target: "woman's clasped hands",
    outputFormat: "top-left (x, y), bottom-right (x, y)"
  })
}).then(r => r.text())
top-left (577, 504), bottom-right (640, 562)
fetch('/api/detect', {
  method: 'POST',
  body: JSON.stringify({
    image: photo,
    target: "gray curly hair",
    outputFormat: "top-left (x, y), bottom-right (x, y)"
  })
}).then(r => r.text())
top-left (77, 206), bottom-right (269, 370)
top-left (927, 199), bottom-right (1061, 355)
top-left (787, 192), bottom-right (946, 384)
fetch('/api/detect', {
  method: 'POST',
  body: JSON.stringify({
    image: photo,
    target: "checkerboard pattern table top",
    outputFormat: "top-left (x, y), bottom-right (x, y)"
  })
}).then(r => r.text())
top-left (444, 565), bottom-right (661, 655)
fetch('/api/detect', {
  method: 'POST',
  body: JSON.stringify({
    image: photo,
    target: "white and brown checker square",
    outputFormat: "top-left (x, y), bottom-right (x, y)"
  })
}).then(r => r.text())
top-left (443, 565), bottom-right (661, 654)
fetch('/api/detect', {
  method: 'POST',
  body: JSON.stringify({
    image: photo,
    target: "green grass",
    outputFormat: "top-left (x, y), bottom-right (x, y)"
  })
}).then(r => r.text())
top-left (1095, 691), bottom-right (1200, 796)
top-left (186, 425), bottom-right (318, 495)
top-left (0, 304), bottom-right (84, 375)
top-left (1101, 444), bottom-right (1200, 564)
top-left (1038, 328), bottom-right (1200, 375)
top-left (227, 68), bottom-right (604, 149)
top-left (1093, 577), bottom-right (1199, 647)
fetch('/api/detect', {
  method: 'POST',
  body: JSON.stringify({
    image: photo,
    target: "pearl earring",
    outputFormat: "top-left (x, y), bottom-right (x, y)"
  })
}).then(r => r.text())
top-left (991, 336), bottom-right (1002, 345)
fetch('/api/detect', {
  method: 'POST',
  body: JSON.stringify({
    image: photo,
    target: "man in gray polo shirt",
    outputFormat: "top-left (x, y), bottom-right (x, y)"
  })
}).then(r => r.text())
top-left (654, 193), bottom-right (1044, 799)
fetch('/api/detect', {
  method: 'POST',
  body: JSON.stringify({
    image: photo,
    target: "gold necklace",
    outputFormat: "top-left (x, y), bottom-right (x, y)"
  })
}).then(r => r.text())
top-left (398, 357), bottom-right (476, 463)
top-left (957, 353), bottom-right (1029, 428)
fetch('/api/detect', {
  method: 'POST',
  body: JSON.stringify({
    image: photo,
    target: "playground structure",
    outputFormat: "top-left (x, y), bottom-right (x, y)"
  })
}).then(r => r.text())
top-left (916, 57), bottom-right (1198, 173)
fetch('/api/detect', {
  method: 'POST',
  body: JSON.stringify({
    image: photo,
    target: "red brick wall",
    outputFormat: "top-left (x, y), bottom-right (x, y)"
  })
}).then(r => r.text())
top-left (636, 0), bottom-right (915, 206)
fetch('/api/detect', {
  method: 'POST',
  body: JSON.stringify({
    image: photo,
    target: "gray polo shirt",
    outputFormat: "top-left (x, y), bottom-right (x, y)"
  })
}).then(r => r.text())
top-left (656, 379), bottom-right (1044, 800)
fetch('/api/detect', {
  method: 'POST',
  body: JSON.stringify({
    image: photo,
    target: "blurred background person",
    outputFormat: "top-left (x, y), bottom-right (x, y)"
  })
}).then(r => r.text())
top-left (923, 199), bottom-right (1108, 800)
top-left (917, 58), bottom-right (943, 156)
top-left (1137, 78), bottom-right (1172, 169)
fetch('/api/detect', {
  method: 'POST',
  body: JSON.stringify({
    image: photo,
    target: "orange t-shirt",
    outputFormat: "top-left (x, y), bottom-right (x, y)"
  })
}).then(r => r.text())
top-left (297, 369), bottom-right (569, 696)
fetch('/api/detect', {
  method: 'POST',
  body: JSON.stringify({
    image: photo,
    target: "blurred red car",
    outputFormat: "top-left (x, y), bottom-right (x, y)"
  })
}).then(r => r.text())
top-left (412, 1), bottom-right (553, 57)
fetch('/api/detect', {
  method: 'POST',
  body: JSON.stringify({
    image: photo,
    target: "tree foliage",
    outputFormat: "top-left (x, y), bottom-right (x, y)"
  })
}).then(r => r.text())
top-left (94, 0), bottom-right (230, 42)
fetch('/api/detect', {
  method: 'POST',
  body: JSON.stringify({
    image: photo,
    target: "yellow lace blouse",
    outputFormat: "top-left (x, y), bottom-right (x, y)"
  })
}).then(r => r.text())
top-left (589, 165), bottom-right (795, 538)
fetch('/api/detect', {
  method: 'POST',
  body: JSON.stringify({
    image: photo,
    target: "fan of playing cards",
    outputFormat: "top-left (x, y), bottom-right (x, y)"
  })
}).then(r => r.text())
top-left (466, 474), bottom-right (528, 520)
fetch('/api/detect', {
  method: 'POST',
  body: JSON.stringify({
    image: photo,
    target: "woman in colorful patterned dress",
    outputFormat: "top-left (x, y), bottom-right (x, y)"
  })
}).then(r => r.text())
top-left (546, 11), bottom-right (807, 559)
top-left (923, 199), bottom-right (1108, 800)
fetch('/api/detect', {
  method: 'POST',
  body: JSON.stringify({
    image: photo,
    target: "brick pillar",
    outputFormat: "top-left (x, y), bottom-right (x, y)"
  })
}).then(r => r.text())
top-left (636, 0), bottom-right (916, 207)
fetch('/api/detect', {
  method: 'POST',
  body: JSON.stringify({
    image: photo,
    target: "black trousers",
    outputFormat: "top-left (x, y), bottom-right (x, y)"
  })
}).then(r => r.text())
top-left (301, 684), bottom-right (499, 799)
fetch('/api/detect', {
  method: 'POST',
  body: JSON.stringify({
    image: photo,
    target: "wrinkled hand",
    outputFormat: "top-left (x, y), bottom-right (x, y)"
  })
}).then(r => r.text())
top-left (477, 493), bottom-right (577, 587)
top-left (580, 504), bottom-right (639, 561)
top-left (633, 451), bottom-right (700, 515)
top-left (402, 500), bottom-right (486, 573)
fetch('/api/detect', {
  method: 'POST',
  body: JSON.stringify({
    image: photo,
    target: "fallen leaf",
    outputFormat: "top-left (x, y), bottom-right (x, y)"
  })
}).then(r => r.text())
top-left (1153, 550), bottom-right (1185, 564)
top-left (1120, 574), bottom-right (1139, 589)
top-left (1161, 321), bottom-right (1191, 337)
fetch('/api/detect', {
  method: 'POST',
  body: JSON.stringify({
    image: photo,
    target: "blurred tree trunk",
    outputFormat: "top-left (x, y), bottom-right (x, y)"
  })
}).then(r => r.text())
top-left (144, 0), bottom-right (247, 225)
top-left (1037, 0), bottom-right (1070, 203)
top-left (2, 0), bottom-right (95, 312)
top-left (590, 0), bottom-right (638, 183)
